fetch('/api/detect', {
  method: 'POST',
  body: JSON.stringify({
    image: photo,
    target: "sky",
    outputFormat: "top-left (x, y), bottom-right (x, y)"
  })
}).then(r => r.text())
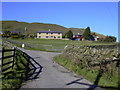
top-left (1, 1), bottom-right (118, 41)
top-left (1, 0), bottom-right (120, 2)
top-left (119, 1), bottom-right (120, 42)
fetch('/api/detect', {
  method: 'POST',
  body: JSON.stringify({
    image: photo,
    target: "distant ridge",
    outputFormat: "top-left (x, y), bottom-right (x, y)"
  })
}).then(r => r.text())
top-left (1, 20), bottom-right (106, 38)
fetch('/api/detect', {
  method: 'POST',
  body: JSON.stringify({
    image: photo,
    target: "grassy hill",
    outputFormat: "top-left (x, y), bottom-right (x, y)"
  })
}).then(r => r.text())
top-left (1, 20), bottom-right (105, 38)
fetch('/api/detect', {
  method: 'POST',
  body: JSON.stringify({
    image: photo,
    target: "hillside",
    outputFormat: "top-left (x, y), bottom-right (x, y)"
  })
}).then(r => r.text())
top-left (1, 21), bottom-right (105, 38)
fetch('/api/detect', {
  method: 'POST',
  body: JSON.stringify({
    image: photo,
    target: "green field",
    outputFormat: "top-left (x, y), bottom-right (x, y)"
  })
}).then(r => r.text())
top-left (4, 38), bottom-right (118, 52)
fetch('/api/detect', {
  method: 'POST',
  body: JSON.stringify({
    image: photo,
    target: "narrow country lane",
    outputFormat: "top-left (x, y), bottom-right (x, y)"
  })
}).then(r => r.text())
top-left (18, 48), bottom-right (102, 89)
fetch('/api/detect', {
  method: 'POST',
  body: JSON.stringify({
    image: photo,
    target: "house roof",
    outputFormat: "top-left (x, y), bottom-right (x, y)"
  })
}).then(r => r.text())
top-left (74, 34), bottom-right (83, 36)
top-left (10, 31), bottom-right (20, 34)
top-left (37, 31), bottom-right (62, 33)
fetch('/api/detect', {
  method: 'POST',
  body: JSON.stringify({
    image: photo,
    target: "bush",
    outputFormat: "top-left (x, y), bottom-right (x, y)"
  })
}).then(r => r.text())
top-left (99, 36), bottom-right (116, 42)
top-left (65, 30), bottom-right (73, 39)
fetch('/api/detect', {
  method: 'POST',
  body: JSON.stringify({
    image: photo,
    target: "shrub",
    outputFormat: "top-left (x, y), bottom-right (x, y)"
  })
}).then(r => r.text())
top-left (99, 36), bottom-right (116, 42)
top-left (65, 30), bottom-right (73, 39)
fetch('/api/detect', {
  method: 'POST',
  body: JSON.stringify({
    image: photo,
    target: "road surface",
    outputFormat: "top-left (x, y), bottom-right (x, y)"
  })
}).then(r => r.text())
top-left (19, 48), bottom-right (102, 89)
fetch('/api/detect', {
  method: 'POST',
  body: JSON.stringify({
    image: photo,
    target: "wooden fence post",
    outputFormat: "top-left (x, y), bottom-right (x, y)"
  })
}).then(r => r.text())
top-left (2, 47), bottom-right (4, 67)
top-left (12, 47), bottom-right (16, 69)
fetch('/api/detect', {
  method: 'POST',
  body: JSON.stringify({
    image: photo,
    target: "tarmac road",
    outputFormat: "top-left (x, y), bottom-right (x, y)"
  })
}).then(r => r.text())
top-left (19, 48), bottom-right (102, 89)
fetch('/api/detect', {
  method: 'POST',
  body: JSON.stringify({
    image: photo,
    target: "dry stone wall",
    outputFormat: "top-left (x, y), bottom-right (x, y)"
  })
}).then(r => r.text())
top-left (63, 45), bottom-right (120, 77)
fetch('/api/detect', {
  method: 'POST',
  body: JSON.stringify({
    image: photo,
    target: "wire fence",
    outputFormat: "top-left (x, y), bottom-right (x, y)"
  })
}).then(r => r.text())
top-left (2, 38), bottom-right (63, 52)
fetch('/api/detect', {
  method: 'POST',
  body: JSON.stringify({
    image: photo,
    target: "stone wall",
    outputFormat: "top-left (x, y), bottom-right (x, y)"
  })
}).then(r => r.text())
top-left (63, 45), bottom-right (120, 76)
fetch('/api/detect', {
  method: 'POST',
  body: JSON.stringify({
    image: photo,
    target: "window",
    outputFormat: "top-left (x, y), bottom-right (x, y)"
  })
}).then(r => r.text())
top-left (51, 33), bottom-right (53, 34)
top-left (46, 33), bottom-right (48, 34)
top-left (39, 36), bottom-right (41, 38)
top-left (46, 36), bottom-right (48, 38)
top-left (58, 36), bottom-right (60, 38)
top-left (58, 33), bottom-right (61, 34)
top-left (51, 36), bottom-right (53, 38)
top-left (39, 33), bottom-right (41, 34)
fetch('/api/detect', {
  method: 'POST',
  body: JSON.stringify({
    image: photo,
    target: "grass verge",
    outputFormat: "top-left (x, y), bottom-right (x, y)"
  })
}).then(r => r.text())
top-left (1, 46), bottom-right (28, 90)
top-left (54, 54), bottom-right (119, 88)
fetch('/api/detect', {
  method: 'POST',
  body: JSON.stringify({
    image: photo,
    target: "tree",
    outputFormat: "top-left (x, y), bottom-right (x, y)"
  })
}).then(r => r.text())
top-left (29, 34), bottom-right (36, 38)
top-left (65, 30), bottom-right (73, 39)
top-left (92, 32), bottom-right (96, 35)
top-left (2, 31), bottom-right (11, 38)
top-left (83, 27), bottom-right (91, 40)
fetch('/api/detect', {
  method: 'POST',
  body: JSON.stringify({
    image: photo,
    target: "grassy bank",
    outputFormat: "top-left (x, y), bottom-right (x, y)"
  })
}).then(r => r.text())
top-left (54, 45), bottom-right (119, 89)
top-left (1, 46), bottom-right (29, 90)
top-left (54, 55), bottom-right (119, 88)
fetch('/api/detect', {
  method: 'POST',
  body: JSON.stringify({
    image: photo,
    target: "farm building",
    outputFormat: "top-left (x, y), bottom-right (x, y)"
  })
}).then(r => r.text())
top-left (37, 31), bottom-right (62, 39)
top-left (73, 34), bottom-right (84, 41)
top-left (10, 31), bottom-right (20, 34)
top-left (93, 35), bottom-right (102, 41)
top-left (72, 34), bottom-right (102, 41)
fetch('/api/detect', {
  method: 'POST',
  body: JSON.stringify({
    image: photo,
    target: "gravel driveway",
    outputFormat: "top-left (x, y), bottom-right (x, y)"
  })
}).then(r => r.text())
top-left (19, 48), bottom-right (102, 89)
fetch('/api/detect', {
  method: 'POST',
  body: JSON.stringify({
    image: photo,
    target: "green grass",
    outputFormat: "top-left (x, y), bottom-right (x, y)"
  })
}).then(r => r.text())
top-left (1, 46), bottom-right (29, 90)
top-left (54, 54), bottom-right (119, 88)
top-left (2, 38), bottom-right (119, 89)
top-left (1, 46), bottom-right (14, 79)
top-left (11, 38), bottom-right (117, 45)
top-left (5, 38), bottom-right (118, 52)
